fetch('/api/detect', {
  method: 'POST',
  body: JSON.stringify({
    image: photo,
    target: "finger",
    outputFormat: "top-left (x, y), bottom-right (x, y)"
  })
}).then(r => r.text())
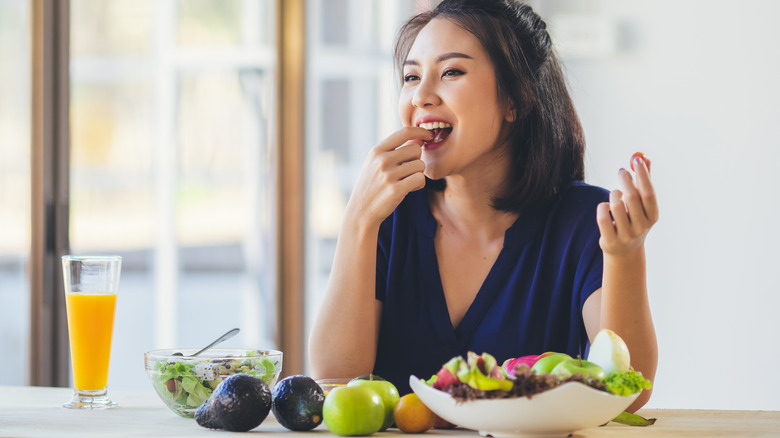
top-left (398, 169), bottom-right (426, 193)
top-left (389, 159), bottom-right (425, 182)
top-left (609, 189), bottom-right (631, 239)
top-left (632, 157), bottom-right (659, 223)
top-left (618, 168), bottom-right (648, 227)
top-left (378, 126), bottom-right (433, 152)
top-left (641, 156), bottom-right (652, 174)
top-left (596, 202), bottom-right (616, 238)
top-left (392, 141), bottom-right (423, 164)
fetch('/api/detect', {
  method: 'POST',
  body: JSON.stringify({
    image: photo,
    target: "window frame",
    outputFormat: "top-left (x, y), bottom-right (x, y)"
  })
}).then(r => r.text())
top-left (30, 0), bottom-right (70, 386)
top-left (28, 0), bottom-right (308, 386)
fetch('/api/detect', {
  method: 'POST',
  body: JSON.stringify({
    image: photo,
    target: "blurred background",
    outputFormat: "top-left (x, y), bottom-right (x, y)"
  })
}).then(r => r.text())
top-left (1, 0), bottom-right (778, 410)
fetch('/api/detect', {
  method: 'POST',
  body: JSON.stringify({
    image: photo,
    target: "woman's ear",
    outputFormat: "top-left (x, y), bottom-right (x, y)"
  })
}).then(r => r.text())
top-left (505, 103), bottom-right (517, 123)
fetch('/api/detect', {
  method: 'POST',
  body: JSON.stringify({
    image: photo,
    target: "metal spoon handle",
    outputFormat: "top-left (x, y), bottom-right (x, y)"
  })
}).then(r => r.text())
top-left (191, 328), bottom-right (240, 357)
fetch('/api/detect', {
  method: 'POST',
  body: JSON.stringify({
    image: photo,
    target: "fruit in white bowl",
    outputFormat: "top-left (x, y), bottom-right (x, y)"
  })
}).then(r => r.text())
top-left (551, 358), bottom-right (605, 380)
top-left (418, 330), bottom-right (652, 436)
top-left (530, 352), bottom-right (571, 374)
top-left (587, 329), bottom-right (631, 375)
top-left (410, 375), bottom-right (639, 438)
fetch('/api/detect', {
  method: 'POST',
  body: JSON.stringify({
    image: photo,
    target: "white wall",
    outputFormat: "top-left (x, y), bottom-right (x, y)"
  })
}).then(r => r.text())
top-left (553, 0), bottom-right (780, 409)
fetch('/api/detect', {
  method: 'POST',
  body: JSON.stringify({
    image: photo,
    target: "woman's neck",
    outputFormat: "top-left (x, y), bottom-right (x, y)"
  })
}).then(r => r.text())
top-left (428, 152), bottom-right (517, 241)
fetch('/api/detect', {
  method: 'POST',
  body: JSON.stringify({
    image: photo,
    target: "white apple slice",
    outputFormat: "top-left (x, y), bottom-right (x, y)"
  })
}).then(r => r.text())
top-left (587, 329), bottom-right (631, 375)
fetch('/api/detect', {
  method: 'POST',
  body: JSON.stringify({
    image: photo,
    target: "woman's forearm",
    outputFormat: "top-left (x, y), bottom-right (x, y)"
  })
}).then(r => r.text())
top-left (601, 248), bottom-right (658, 411)
top-left (308, 211), bottom-right (383, 379)
top-left (593, 156), bottom-right (658, 411)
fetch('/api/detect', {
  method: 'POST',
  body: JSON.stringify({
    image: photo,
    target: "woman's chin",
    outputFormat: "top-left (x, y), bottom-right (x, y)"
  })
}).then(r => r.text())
top-left (423, 168), bottom-right (446, 182)
top-left (422, 153), bottom-right (451, 181)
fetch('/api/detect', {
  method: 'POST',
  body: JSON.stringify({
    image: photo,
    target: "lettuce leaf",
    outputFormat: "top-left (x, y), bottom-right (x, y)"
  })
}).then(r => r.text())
top-left (603, 370), bottom-right (652, 396)
top-left (183, 377), bottom-right (213, 407)
top-left (258, 357), bottom-right (276, 384)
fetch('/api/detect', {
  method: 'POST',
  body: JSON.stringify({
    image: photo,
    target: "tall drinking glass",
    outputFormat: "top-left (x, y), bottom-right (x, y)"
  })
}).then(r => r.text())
top-left (61, 255), bottom-right (121, 409)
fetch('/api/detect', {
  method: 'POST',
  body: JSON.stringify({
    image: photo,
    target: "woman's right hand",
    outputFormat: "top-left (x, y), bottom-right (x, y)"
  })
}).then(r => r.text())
top-left (346, 126), bottom-right (432, 227)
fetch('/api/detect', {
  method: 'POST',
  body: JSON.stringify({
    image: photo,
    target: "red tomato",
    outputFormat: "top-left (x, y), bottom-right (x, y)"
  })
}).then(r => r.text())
top-left (630, 152), bottom-right (646, 171)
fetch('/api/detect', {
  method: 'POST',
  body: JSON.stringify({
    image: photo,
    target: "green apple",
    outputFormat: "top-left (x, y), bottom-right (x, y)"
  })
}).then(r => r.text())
top-left (551, 358), bottom-right (606, 380)
top-left (347, 376), bottom-right (399, 431)
top-left (587, 329), bottom-right (631, 375)
top-left (350, 374), bottom-right (386, 382)
top-left (530, 352), bottom-right (572, 375)
top-left (323, 386), bottom-right (384, 436)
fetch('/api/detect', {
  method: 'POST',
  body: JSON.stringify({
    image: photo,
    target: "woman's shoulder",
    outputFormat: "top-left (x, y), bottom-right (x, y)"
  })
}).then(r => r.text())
top-left (540, 181), bottom-right (609, 236)
top-left (560, 181), bottom-right (610, 205)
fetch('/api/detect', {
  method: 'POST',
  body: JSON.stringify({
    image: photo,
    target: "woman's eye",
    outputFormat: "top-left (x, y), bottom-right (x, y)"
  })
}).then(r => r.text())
top-left (443, 69), bottom-right (464, 77)
top-left (404, 74), bottom-right (420, 83)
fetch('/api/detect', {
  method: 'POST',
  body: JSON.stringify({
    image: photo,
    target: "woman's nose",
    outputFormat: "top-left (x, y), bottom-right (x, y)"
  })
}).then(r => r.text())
top-left (411, 78), bottom-right (441, 108)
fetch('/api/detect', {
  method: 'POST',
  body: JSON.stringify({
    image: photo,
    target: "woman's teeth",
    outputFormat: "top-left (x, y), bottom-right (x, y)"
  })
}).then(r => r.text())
top-left (418, 121), bottom-right (452, 130)
top-left (418, 122), bottom-right (453, 143)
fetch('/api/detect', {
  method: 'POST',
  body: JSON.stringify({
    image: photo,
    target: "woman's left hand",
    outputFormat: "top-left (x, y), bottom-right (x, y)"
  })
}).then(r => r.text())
top-left (596, 154), bottom-right (659, 255)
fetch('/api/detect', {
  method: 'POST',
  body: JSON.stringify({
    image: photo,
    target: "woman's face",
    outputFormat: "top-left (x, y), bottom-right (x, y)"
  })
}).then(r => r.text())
top-left (399, 17), bottom-right (513, 181)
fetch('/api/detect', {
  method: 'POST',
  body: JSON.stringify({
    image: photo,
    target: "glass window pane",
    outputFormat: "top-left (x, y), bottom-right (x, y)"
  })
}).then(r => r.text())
top-left (70, 0), bottom-right (276, 392)
top-left (177, 0), bottom-right (242, 46)
top-left (71, 0), bottom-right (152, 57)
top-left (304, 0), bottom-right (419, 372)
top-left (320, 0), bottom-right (349, 45)
top-left (0, 0), bottom-right (31, 386)
top-left (320, 79), bottom-right (351, 162)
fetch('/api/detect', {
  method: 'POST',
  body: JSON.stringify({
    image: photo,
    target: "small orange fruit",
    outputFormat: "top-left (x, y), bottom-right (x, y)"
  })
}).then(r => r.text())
top-left (393, 393), bottom-right (436, 433)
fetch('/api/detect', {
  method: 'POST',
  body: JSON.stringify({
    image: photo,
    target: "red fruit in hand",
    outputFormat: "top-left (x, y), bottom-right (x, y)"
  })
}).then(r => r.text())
top-left (630, 152), bottom-right (646, 172)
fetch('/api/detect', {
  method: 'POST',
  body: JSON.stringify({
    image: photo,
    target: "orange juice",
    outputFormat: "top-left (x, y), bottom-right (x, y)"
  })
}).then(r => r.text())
top-left (65, 292), bottom-right (117, 390)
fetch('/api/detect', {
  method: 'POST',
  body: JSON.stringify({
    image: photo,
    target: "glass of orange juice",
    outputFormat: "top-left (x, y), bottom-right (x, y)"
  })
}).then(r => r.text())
top-left (61, 255), bottom-right (121, 409)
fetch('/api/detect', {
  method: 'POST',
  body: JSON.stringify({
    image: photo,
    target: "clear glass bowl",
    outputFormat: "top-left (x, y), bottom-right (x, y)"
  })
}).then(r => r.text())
top-left (315, 377), bottom-right (352, 396)
top-left (144, 348), bottom-right (282, 418)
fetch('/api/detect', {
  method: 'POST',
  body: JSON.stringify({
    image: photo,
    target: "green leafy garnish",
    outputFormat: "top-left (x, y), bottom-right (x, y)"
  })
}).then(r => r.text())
top-left (603, 370), bottom-right (652, 396)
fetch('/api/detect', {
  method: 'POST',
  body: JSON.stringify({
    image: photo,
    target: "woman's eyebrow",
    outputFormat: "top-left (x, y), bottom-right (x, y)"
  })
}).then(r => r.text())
top-left (403, 52), bottom-right (474, 66)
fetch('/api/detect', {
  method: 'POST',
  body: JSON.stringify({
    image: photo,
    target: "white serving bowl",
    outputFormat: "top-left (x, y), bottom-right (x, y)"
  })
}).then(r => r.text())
top-left (410, 375), bottom-right (638, 438)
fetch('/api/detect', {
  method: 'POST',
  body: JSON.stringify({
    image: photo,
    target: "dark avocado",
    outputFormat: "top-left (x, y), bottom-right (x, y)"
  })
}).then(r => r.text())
top-left (195, 374), bottom-right (272, 432)
top-left (271, 375), bottom-right (325, 431)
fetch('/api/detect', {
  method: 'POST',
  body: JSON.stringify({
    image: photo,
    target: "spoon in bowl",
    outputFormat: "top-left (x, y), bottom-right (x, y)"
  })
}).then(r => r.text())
top-left (173, 328), bottom-right (240, 357)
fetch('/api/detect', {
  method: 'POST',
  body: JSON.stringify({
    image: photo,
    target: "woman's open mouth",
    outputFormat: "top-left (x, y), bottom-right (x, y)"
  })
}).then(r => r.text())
top-left (418, 121), bottom-right (453, 145)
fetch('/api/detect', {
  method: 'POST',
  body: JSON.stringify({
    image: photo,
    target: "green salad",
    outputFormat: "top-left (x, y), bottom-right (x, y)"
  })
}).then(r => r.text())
top-left (151, 351), bottom-right (278, 417)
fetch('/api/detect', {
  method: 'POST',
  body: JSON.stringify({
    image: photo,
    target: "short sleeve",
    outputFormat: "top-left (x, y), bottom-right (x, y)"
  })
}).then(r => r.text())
top-left (577, 233), bottom-right (604, 311)
top-left (570, 185), bottom-right (608, 311)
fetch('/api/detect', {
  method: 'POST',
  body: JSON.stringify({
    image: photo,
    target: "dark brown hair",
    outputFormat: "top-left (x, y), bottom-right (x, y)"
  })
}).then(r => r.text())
top-left (394, 0), bottom-right (585, 213)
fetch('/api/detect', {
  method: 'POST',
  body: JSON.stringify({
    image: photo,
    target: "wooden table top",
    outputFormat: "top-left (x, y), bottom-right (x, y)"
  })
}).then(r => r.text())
top-left (0, 386), bottom-right (777, 437)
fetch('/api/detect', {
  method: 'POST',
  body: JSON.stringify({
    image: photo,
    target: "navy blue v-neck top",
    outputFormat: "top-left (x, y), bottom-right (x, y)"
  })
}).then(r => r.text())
top-left (372, 181), bottom-right (609, 395)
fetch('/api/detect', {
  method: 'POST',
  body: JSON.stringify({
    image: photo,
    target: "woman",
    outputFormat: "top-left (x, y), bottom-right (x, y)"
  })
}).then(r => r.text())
top-left (308, 0), bottom-right (658, 411)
